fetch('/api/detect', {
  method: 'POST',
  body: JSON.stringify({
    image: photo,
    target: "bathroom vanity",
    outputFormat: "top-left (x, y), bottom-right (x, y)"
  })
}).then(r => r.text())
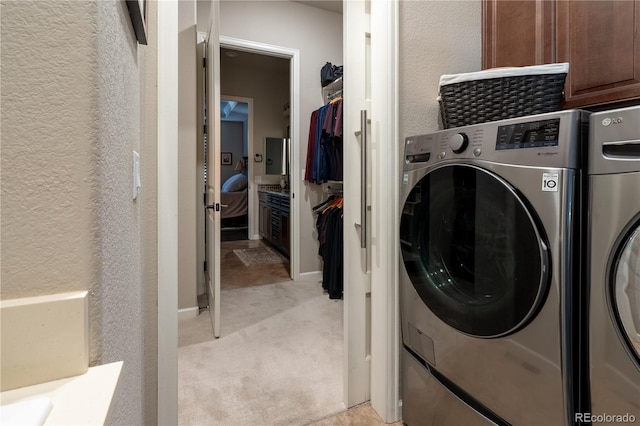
top-left (258, 190), bottom-right (290, 257)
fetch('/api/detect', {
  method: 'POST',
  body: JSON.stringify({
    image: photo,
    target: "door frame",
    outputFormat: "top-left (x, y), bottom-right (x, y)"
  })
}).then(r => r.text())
top-left (157, 2), bottom-right (400, 424)
top-left (369, 1), bottom-right (400, 421)
top-left (157, 1), bottom-right (179, 424)
top-left (219, 36), bottom-right (301, 280)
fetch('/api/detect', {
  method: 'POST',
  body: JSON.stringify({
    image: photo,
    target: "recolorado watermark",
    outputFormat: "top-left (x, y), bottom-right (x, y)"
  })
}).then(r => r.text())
top-left (575, 413), bottom-right (637, 423)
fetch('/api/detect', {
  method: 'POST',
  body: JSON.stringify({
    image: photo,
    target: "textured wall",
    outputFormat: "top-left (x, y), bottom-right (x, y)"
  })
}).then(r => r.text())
top-left (1, 0), bottom-right (98, 299)
top-left (140, 2), bottom-right (159, 422)
top-left (95, 1), bottom-right (154, 423)
top-left (1, 0), bottom-right (158, 424)
top-left (399, 0), bottom-right (482, 139)
top-left (220, 0), bottom-right (343, 274)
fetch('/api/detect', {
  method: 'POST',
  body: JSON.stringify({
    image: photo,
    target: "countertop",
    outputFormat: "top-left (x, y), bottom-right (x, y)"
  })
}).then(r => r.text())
top-left (0, 361), bottom-right (123, 425)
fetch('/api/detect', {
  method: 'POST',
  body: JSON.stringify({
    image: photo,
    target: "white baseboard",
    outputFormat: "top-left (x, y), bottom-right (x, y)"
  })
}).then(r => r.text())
top-left (299, 271), bottom-right (322, 282)
top-left (178, 306), bottom-right (199, 322)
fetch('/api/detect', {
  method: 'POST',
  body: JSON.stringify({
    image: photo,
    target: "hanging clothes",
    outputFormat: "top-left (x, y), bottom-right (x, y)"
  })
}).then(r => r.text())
top-left (305, 98), bottom-right (343, 184)
top-left (314, 196), bottom-right (344, 299)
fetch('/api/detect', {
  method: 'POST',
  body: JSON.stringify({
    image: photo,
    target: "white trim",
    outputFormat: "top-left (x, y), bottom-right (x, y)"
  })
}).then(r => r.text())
top-left (220, 95), bottom-right (254, 238)
top-left (157, 1), bottom-right (178, 424)
top-left (369, 0), bottom-right (401, 422)
top-left (178, 307), bottom-right (199, 322)
top-left (219, 36), bottom-right (301, 281)
top-left (298, 270), bottom-right (323, 281)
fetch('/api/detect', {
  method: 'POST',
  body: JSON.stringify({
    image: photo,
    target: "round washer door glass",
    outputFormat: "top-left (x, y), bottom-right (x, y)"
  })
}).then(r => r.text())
top-left (612, 222), bottom-right (640, 363)
top-left (400, 164), bottom-right (550, 337)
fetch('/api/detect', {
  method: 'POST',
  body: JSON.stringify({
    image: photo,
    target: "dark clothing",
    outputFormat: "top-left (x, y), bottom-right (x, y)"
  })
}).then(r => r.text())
top-left (305, 99), bottom-right (343, 184)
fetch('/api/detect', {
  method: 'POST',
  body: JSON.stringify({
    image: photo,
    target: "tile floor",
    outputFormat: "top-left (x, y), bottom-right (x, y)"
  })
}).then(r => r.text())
top-left (220, 239), bottom-right (291, 290)
top-left (309, 403), bottom-right (403, 425)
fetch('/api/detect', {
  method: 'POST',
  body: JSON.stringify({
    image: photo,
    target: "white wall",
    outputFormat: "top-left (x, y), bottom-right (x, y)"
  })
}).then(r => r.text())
top-left (220, 0), bottom-right (343, 274)
top-left (399, 1), bottom-right (482, 138)
top-left (1, 1), bottom-right (158, 423)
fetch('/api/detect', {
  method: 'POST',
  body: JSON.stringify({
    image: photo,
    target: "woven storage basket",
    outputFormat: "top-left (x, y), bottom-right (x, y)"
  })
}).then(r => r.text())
top-left (438, 63), bottom-right (568, 129)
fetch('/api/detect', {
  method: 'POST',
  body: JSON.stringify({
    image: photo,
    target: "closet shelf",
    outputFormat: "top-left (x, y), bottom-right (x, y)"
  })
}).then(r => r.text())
top-left (323, 77), bottom-right (343, 104)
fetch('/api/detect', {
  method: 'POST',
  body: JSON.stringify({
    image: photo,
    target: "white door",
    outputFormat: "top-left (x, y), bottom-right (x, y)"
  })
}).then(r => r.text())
top-left (344, 0), bottom-right (400, 421)
top-left (205, 2), bottom-right (221, 338)
top-left (343, 0), bottom-right (372, 408)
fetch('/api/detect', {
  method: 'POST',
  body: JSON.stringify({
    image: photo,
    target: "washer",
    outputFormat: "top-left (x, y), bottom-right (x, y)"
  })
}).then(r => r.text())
top-left (587, 106), bottom-right (640, 424)
top-left (400, 110), bottom-right (589, 425)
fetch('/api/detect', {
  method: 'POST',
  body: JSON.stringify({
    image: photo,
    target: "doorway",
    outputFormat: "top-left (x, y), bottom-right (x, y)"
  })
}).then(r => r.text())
top-left (162, 2), bottom-right (401, 424)
top-left (217, 48), bottom-right (294, 288)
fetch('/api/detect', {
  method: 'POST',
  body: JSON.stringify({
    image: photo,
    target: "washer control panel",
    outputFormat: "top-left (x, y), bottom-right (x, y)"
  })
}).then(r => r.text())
top-left (496, 118), bottom-right (561, 150)
top-left (403, 110), bottom-right (587, 170)
top-left (449, 133), bottom-right (469, 153)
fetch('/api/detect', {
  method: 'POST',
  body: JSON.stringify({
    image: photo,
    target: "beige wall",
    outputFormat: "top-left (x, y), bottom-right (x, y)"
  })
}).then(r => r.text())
top-left (220, 0), bottom-right (343, 274)
top-left (1, 0), bottom-right (158, 423)
top-left (399, 0), bottom-right (482, 138)
top-left (1, 0), bottom-right (97, 300)
top-left (178, 0), bottom-right (199, 311)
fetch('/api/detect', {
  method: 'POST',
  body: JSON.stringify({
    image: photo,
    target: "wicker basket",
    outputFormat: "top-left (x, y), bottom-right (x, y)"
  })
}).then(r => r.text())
top-left (438, 63), bottom-right (568, 129)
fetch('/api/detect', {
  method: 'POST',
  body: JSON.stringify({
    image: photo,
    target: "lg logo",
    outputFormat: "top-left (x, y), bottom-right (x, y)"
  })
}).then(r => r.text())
top-left (602, 117), bottom-right (623, 126)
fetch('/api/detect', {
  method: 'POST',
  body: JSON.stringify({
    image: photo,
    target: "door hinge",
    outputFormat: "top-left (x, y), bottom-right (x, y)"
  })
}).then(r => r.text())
top-left (204, 261), bottom-right (207, 272)
top-left (203, 57), bottom-right (206, 68)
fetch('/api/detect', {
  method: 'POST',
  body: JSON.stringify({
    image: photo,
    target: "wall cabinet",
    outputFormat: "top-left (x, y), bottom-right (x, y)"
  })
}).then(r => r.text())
top-left (258, 191), bottom-right (290, 257)
top-left (483, 0), bottom-right (640, 108)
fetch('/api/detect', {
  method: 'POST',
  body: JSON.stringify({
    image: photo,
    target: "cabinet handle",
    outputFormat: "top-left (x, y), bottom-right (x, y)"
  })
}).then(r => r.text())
top-left (360, 109), bottom-right (367, 249)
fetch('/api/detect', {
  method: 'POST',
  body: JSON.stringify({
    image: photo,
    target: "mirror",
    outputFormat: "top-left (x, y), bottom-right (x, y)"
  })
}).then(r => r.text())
top-left (265, 137), bottom-right (288, 175)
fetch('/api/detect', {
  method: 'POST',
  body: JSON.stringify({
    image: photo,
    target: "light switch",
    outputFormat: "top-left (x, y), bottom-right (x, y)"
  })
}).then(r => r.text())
top-left (133, 151), bottom-right (140, 200)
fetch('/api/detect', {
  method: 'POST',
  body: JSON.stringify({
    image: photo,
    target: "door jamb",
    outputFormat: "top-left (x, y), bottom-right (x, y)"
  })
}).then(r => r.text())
top-left (157, 1), bottom-right (179, 424)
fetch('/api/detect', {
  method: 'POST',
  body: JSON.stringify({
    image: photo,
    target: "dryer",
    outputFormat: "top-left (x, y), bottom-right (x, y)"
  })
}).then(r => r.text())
top-left (587, 106), bottom-right (640, 425)
top-left (400, 110), bottom-right (589, 425)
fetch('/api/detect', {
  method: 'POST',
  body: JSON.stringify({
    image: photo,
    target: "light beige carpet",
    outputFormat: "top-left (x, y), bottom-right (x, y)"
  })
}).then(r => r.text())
top-left (233, 247), bottom-right (288, 267)
top-left (178, 279), bottom-right (345, 425)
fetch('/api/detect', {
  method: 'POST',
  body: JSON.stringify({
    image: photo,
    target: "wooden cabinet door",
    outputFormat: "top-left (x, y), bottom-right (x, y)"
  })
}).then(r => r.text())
top-left (259, 202), bottom-right (271, 241)
top-left (482, 0), bottom-right (556, 69)
top-left (557, 0), bottom-right (640, 108)
top-left (279, 210), bottom-right (290, 256)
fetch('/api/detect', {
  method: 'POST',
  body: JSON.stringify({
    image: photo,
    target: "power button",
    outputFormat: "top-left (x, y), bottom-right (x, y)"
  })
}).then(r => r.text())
top-left (473, 148), bottom-right (482, 157)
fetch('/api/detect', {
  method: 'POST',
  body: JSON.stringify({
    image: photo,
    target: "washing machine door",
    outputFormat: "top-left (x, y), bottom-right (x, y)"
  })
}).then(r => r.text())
top-left (400, 164), bottom-right (550, 338)
top-left (610, 217), bottom-right (640, 366)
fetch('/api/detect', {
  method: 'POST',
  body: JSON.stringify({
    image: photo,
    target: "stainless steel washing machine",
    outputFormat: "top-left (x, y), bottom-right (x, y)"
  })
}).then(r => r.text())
top-left (400, 110), bottom-right (589, 425)
top-left (587, 106), bottom-right (640, 425)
